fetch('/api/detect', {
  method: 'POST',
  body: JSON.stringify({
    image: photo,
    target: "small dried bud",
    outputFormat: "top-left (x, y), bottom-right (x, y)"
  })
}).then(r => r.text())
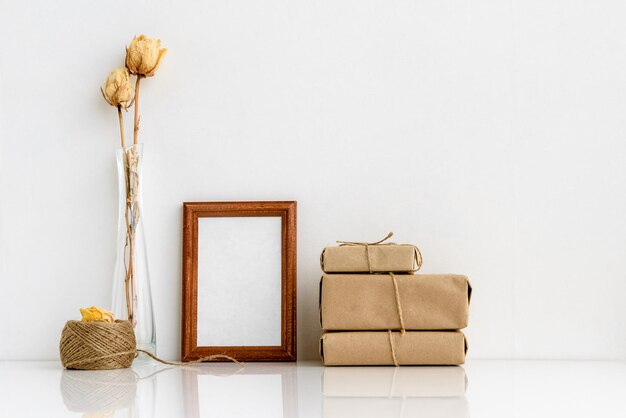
top-left (101, 68), bottom-right (134, 109)
top-left (125, 35), bottom-right (167, 78)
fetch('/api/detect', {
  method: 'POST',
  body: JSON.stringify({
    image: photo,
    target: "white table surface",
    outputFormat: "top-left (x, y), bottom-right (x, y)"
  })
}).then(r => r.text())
top-left (1, 360), bottom-right (625, 417)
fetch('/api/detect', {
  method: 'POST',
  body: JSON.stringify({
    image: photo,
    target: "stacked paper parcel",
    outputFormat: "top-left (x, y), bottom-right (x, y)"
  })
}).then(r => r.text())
top-left (319, 234), bottom-right (472, 366)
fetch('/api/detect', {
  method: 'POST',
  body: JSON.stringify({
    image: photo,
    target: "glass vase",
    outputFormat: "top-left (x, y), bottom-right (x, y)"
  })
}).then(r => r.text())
top-left (112, 143), bottom-right (156, 358)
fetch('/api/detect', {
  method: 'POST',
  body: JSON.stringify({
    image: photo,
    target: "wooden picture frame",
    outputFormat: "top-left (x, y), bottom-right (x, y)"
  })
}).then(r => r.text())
top-left (182, 201), bottom-right (297, 362)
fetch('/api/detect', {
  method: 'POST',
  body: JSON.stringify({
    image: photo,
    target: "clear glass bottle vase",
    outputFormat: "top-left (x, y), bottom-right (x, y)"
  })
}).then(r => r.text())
top-left (112, 143), bottom-right (156, 357)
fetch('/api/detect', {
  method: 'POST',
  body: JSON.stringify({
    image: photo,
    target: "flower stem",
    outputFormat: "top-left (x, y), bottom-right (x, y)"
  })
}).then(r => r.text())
top-left (117, 105), bottom-right (126, 148)
top-left (133, 76), bottom-right (143, 145)
top-left (124, 201), bottom-right (133, 322)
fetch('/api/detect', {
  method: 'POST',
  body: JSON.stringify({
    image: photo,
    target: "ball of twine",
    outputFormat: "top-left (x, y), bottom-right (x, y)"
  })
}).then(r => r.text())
top-left (60, 320), bottom-right (136, 370)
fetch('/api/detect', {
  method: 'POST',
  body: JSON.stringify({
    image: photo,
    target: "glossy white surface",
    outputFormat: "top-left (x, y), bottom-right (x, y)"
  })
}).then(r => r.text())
top-left (1, 360), bottom-right (625, 417)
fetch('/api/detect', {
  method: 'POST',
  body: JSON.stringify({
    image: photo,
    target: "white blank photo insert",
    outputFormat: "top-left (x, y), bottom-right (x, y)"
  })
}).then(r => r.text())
top-left (196, 216), bottom-right (282, 347)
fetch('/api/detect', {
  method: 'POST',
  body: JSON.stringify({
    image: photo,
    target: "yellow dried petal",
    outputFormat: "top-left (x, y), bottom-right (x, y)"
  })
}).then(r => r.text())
top-left (125, 34), bottom-right (167, 77)
top-left (101, 68), bottom-right (134, 109)
top-left (80, 306), bottom-right (115, 323)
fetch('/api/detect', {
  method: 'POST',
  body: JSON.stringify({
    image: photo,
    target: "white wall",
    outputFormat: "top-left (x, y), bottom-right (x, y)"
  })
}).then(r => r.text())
top-left (1, 0), bottom-right (626, 361)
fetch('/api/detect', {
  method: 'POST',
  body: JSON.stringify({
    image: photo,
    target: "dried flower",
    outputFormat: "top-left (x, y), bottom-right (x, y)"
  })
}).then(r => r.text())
top-left (125, 35), bottom-right (167, 78)
top-left (80, 306), bottom-right (115, 323)
top-left (101, 68), bottom-right (134, 109)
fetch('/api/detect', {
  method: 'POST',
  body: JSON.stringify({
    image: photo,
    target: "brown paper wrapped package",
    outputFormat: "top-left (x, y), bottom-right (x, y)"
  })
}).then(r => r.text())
top-left (321, 244), bottom-right (420, 273)
top-left (320, 331), bottom-right (467, 366)
top-left (320, 274), bottom-right (471, 331)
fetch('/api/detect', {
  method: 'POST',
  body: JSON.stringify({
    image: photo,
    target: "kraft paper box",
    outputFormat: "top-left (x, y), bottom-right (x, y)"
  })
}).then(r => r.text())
top-left (320, 331), bottom-right (467, 366)
top-left (320, 274), bottom-right (471, 331)
top-left (323, 397), bottom-right (469, 418)
top-left (323, 366), bottom-right (467, 397)
top-left (320, 244), bottom-right (420, 273)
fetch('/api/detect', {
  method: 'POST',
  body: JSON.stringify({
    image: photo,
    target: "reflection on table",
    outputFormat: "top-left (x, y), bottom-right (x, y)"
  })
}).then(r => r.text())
top-left (182, 363), bottom-right (298, 418)
top-left (323, 366), bottom-right (469, 418)
top-left (58, 361), bottom-right (469, 418)
top-left (5, 360), bottom-right (626, 418)
top-left (60, 363), bottom-right (158, 418)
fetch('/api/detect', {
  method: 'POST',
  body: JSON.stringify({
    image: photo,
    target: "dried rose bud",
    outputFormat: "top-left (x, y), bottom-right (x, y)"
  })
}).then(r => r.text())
top-left (80, 306), bottom-right (115, 323)
top-left (125, 35), bottom-right (167, 78)
top-left (101, 68), bottom-right (134, 109)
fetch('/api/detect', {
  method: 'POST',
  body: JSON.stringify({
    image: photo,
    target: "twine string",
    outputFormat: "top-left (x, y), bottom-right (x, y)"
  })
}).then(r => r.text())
top-left (64, 350), bottom-right (137, 369)
top-left (389, 273), bottom-right (406, 334)
top-left (387, 330), bottom-right (399, 367)
top-left (413, 246), bottom-right (423, 272)
top-left (60, 320), bottom-right (243, 370)
top-left (61, 320), bottom-right (137, 370)
top-left (64, 348), bottom-right (243, 370)
top-left (136, 349), bottom-right (244, 368)
top-left (336, 232), bottom-right (423, 273)
top-left (336, 231), bottom-right (394, 247)
top-left (337, 232), bottom-right (394, 273)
